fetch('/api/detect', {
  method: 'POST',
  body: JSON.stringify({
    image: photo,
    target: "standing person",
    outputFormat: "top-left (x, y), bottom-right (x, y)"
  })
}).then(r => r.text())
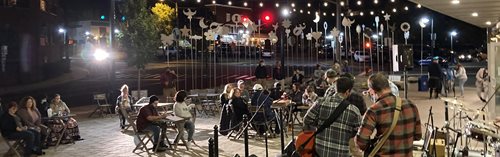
top-left (291, 69), bottom-right (304, 85)
top-left (428, 57), bottom-right (443, 99)
top-left (173, 90), bottom-right (196, 148)
top-left (136, 95), bottom-right (169, 152)
top-left (303, 77), bottom-right (361, 156)
top-left (455, 63), bottom-right (467, 97)
top-left (356, 73), bottom-right (422, 156)
top-left (476, 67), bottom-right (490, 102)
top-left (50, 94), bottom-right (82, 140)
top-left (254, 60), bottom-right (268, 86)
top-left (0, 102), bottom-right (44, 156)
top-left (160, 68), bottom-right (178, 99)
top-left (273, 61), bottom-right (285, 90)
top-left (324, 69), bottom-right (339, 97)
top-left (116, 84), bottom-right (135, 130)
top-left (17, 96), bottom-right (50, 148)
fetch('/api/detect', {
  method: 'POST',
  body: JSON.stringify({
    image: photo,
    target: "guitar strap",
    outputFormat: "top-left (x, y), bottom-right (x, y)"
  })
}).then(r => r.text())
top-left (368, 97), bottom-right (402, 157)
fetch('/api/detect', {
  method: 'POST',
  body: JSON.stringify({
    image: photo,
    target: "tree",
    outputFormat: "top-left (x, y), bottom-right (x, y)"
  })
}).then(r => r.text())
top-left (151, 2), bottom-right (175, 34)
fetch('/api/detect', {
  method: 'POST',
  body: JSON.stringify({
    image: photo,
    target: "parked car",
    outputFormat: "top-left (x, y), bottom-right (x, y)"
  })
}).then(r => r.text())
top-left (417, 56), bottom-right (447, 66)
top-left (155, 46), bottom-right (178, 59)
top-left (261, 49), bottom-right (274, 58)
top-left (353, 51), bottom-right (371, 62)
top-left (458, 53), bottom-right (473, 62)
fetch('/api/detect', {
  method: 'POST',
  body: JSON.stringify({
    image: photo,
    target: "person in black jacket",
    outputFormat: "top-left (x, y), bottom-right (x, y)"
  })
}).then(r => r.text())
top-left (291, 69), bottom-right (304, 85)
top-left (0, 101), bottom-right (44, 157)
top-left (269, 82), bottom-right (284, 100)
top-left (228, 88), bottom-right (250, 129)
top-left (272, 61), bottom-right (284, 90)
top-left (428, 57), bottom-right (443, 99)
top-left (254, 60), bottom-right (268, 86)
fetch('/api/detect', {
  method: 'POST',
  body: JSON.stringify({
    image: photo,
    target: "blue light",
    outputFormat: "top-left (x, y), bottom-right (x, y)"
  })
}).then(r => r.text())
top-left (100, 15), bottom-right (105, 20)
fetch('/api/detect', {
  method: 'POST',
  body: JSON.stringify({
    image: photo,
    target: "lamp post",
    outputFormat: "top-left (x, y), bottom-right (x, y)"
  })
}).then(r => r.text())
top-left (58, 28), bottom-right (67, 59)
top-left (419, 17), bottom-right (429, 75)
top-left (450, 31), bottom-right (457, 52)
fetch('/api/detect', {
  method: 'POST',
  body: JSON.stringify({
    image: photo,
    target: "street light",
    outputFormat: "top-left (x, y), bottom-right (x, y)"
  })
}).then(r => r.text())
top-left (58, 28), bottom-right (67, 59)
top-left (94, 48), bottom-right (110, 61)
top-left (450, 30), bottom-right (457, 51)
top-left (419, 17), bottom-right (429, 75)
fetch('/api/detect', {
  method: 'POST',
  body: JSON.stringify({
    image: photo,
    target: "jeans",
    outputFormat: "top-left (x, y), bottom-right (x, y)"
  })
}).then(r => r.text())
top-left (6, 129), bottom-right (41, 157)
top-left (457, 78), bottom-right (467, 96)
top-left (144, 125), bottom-right (162, 145)
top-left (183, 120), bottom-right (195, 141)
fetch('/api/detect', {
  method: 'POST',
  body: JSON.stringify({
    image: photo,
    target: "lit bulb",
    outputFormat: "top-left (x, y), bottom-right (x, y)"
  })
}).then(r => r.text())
top-left (332, 13), bottom-right (335, 16)
top-left (259, 2), bottom-right (263, 7)
top-left (357, 1), bottom-right (361, 5)
top-left (392, 8), bottom-right (397, 12)
top-left (275, 3), bottom-right (279, 8)
top-left (349, 12), bottom-right (354, 16)
top-left (307, 3), bottom-right (311, 7)
top-left (374, 0), bottom-right (378, 4)
top-left (370, 11), bottom-right (374, 15)
top-left (340, 13), bottom-right (344, 16)
top-left (212, 0), bottom-right (216, 4)
top-left (324, 2), bottom-right (328, 7)
top-left (323, 12), bottom-right (326, 16)
top-left (307, 11), bottom-right (310, 14)
top-left (291, 3), bottom-right (295, 7)
top-left (360, 12), bottom-right (364, 16)
top-left (243, 2), bottom-right (247, 6)
top-left (381, 10), bottom-right (385, 14)
top-left (196, 0), bottom-right (201, 3)
top-left (228, 1), bottom-right (232, 5)
top-left (486, 21), bottom-right (492, 25)
top-left (417, 4), bottom-right (421, 8)
top-left (340, 1), bottom-right (345, 6)
top-left (472, 12), bottom-right (478, 17)
top-left (300, 10), bottom-right (303, 13)
top-left (391, 0), bottom-right (395, 2)
top-left (404, 6), bottom-right (409, 10)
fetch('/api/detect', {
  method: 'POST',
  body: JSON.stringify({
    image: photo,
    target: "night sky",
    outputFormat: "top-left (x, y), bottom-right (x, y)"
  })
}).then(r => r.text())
top-left (61, 0), bottom-right (486, 53)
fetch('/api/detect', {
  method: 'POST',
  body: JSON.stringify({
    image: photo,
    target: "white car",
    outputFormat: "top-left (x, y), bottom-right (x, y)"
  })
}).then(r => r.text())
top-left (354, 51), bottom-right (370, 62)
top-left (261, 49), bottom-right (274, 58)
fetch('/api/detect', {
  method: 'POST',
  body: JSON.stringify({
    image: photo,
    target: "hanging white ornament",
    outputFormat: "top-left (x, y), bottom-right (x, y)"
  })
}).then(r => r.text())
top-left (384, 14), bottom-right (391, 21)
top-left (231, 14), bottom-right (242, 24)
top-left (306, 33), bottom-right (312, 41)
top-left (160, 33), bottom-right (175, 46)
top-left (180, 25), bottom-right (191, 37)
top-left (293, 23), bottom-right (306, 36)
top-left (285, 29), bottom-right (291, 37)
top-left (313, 14), bottom-right (320, 23)
top-left (199, 18), bottom-right (208, 29)
top-left (217, 26), bottom-right (230, 35)
top-left (356, 25), bottom-right (361, 34)
top-left (190, 35), bottom-right (202, 40)
top-left (272, 23), bottom-right (279, 31)
top-left (342, 17), bottom-right (355, 27)
top-left (183, 8), bottom-right (197, 21)
top-left (204, 30), bottom-right (216, 41)
top-left (331, 27), bottom-right (340, 38)
top-left (268, 31), bottom-right (278, 44)
top-left (282, 19), bottom-right (292, 29)
top-left (209, 22), bottom-right (222, 30)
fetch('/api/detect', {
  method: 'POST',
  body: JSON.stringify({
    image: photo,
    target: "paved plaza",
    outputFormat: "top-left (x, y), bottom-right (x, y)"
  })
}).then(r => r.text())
top-left (1, 82), bottom-right (497, 157)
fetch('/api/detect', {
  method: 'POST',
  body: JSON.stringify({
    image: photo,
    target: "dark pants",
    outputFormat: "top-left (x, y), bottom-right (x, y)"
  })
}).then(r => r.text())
top-left (6, 129), bottom-right (41, 157)
top-left (429, 77), bottom-right (442, 98)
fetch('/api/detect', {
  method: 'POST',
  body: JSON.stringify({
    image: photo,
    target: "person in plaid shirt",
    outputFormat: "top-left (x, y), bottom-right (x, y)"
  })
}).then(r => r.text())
top-left (356, 73), bottom-right (422, 156)
top-left (303, 77), bottom-right (362, 157)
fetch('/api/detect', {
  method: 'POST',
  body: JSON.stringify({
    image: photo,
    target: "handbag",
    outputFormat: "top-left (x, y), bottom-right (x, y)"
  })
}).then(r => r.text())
top-left (364, 97), bottom-right (402, 157)
top-left (294, 99), bottom-right (351, 157)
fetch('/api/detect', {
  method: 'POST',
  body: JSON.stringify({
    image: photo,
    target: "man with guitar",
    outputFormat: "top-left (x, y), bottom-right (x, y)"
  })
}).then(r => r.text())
top-left (302, 77), bottom-right (362, 156)
top-left (355, 73), bottom-right (422, 156)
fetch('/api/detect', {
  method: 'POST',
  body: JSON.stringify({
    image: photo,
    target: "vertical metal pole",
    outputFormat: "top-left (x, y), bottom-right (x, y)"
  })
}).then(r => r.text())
top-left (420, 27), bottom-right (423, 75)
top-left (280, 109), bottom-right (285, 155)
top-left (430, 19), bottom-right (434, 56)
top-left (243, 115), bottom-right (249, 157)
top-left (335, 0), bottom-right (341, 63)
top-left (214, 125), bottom-right (219, 157)
top-left (208, 138), bottom-right (214, 157)
top-left (109, 0), bottom-right (115, 82)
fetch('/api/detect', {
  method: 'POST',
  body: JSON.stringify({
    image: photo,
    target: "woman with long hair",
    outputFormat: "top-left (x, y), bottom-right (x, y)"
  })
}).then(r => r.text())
top-left (173, 90), bottom-right (196, 148)
top-left (49, 94), bottom-right (82, 141)
top-left (219, 83), bottom-right (235, 135)
top-left (228, 88), bottom-right (250, 129)
top-left (17, 96), bottom-right (50, 148)
top-left (116, 84), bottom-right (135, 129)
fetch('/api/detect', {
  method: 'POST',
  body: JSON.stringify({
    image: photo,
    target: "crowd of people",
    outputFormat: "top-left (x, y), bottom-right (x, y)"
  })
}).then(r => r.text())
top-left (0, 94), bottom-right (82, 157)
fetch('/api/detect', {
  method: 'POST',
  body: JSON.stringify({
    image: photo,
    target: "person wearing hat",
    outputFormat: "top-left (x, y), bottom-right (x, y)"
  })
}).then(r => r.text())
top-left (269, 82), bottom-right (284, 100)
top-left (427, 56), bottom-right (443, 99)
top-left (136, 95), bottom-right (169, 151)
top-left (250, 84), bottom-right (278, 135)
top-left (324, 69), bottom-right (339, 97)
top-left (237, 80), bottom-right (250, 101)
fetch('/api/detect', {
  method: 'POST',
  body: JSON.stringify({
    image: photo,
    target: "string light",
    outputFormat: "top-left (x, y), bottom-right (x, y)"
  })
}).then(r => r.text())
top-left (228, 1), bottom-right (231, 5)
top-left (381, 10), bottom-right (385, 14)
top-left (417, 4), bottom-right (421, 8)
top-left (340, 13), bottom-right (344, 16)
top-left (357, 1), bottom-right (361, 5)
top-left (307, 11), bottom-right (310, 14)
top-left (307, 3), bottom-right (311, 7)
top-left (391, 0), bottom-right (395, 2)
top-left (374, 0), bottom-right (378, 4)
top-left (293, 8), bottom-right (296, 12)
top-left (331, 13), bottom-right (335, 16)
top-left (392, 8), bottom-right (397, 12)
top-left (324, 2), bottom-right (328, 7)
top-left (243, 2), bottom-right (247, 6)
top-left (212, 0), bottom-right (216, 4)
top-left (404, 6), bottom-right (409, 11)
top-left (486, 21), bottom-right (492, 25)
top-left (275, 3), bottom-right (279, 8)
top-left (370, 11), bottom-right (374, 15)
top-left (323, 12), bottom-right (327, 16)
top-left (340, 1), bottom-right (345, 6)
top-left (259, 2), bottom-right (263, 7)
top-left (196, 0), bottom-right (201, 3)
top-left (349, 12), bottom-right (354, 16)
top-left (360, 12), bottom-right (364, 16)
top-left (291, 3), bottom-right (295, 7)
top-left (300, 10), bottom-right (303, 13)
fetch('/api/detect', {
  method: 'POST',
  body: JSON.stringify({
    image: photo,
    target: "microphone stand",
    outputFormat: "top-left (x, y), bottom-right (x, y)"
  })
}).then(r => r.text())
top-left (480, 85), bottom-right (500, 121)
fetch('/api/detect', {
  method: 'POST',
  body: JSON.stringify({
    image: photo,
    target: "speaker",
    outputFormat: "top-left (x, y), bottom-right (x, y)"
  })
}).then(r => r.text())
top-left (399, 45), bottom-right (414, 69)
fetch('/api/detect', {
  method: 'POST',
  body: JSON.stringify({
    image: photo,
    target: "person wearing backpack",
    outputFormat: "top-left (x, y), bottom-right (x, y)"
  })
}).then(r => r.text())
top-left (302, 77), bottom-right (361, 156)
top-left (355, 73), bottom-right (422, 156)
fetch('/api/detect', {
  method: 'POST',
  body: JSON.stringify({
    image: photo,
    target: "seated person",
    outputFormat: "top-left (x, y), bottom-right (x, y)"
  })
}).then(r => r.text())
top-left (288, 83), bottom-right (304, 105)
top-left (269, 82), bottom-right (284, 101)
top-left (136, 95), bottom-right (169, 152)
top-left (17, 96), bottom-right (50, 148)
top-left (0, 101), bottom-right (44, 156)
top-left (228, 88), bottom-right (250, 129)
top-left (250, 84), bottom-right (278, 135)
top-left (173, 90), bottom-right (196, 148)
top-left (116, 84), bottom-right (135, 130)
top-left (49, 94), bottom-right (82, 141)
top-left (302, 85), bottom-right (318, 107)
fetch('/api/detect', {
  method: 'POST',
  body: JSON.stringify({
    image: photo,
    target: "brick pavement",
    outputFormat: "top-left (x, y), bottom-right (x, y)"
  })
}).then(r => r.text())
top-left (1, 82), bottom-right (496, 157)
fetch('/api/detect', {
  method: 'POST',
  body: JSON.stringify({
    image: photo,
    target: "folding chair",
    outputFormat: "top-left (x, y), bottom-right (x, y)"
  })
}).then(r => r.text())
top-left (199, 90), bottom-right (217, 116)
top-left (235, 106), bottom-right (275, 139)
top-left (88, 93), bottom-right (113, 118)
top-left (131, 119), bottom-right (155, 155)
top-left (2, 136), bottom-right (23, 157)
top-left (119, 106), bottom-right (137, 132)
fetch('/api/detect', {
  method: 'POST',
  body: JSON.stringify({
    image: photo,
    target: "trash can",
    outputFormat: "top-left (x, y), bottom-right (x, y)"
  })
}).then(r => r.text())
top-left (418, 75), bottom-right (429, 91)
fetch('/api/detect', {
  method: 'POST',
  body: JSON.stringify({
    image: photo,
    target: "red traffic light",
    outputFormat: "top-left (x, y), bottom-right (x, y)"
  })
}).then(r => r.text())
top-left (261, 11), bottom-right (273, 23)
top-left (264, 15), bottom-right (270, 21)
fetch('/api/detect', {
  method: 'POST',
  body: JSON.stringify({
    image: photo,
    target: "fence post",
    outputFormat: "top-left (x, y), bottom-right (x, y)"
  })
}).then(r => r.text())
top-left (214, 125), bottom-right (219, 157)
top-left (208, 138), bottom-right (214, 157)
top-left (243, 115), bottom-right (249, 157)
